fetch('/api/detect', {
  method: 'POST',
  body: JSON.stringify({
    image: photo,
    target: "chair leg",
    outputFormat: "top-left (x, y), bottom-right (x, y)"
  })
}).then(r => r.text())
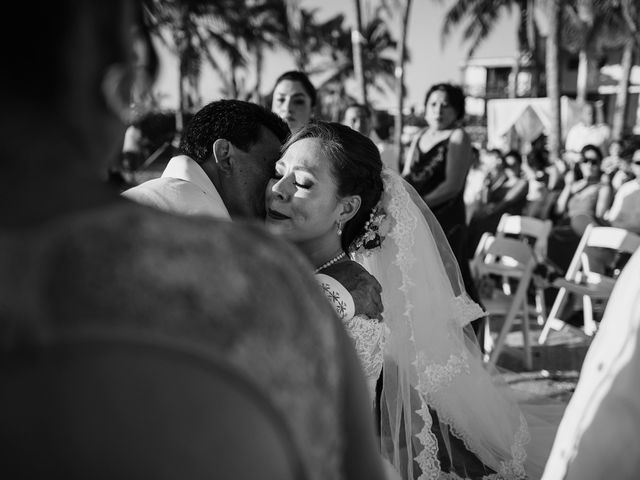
top-left (483, 316), bottom-right (493, 362)
top-left (522, 299), bottom-right (532, 370)
top-left (489, 271), bottom-right (531, 368)
top-left (535, 287), bottom-right (546, 326)
top-left (583, 295), bottom-right (597, 335)
top-left (502, 276), bottom-right (512, 295)
top-left (539, 287), bottom-right (569, 344)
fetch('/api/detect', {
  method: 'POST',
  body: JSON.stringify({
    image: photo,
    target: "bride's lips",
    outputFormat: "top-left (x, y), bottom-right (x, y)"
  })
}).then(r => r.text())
top-left (267, 209), bottom-right (290, 220)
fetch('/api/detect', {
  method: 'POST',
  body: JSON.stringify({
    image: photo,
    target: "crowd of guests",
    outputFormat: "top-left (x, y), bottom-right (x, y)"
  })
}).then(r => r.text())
top-left (4, 1), bottom-right (640, 479)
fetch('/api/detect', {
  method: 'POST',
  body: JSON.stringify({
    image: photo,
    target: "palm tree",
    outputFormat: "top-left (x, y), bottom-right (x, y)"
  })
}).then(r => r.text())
top-left (352, 0), bottom-right (368, 104)
top-left (441, 0), bottom-right (529, 56)
top-left (220, 0), bottom-right (289, 101)
top-left (311, 8), bottom-right (398, 111)
top-left (381, 0), bottom-right (413, 163)
top-left (561, 1), bottom-right (630, 105)
top-left (285, 2), bottom-right (347, 72)
top-left (143, 0), bottom-right (243, 134)
top-left (538, 0), bottom-right (562, 163)
top-left (613, 0), bottom-right (640, 140)
top-left (440, 0), bottom-right (544, 97)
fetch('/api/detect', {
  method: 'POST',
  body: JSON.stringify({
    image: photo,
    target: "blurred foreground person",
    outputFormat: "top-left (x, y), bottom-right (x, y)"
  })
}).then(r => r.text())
top-left (542, 248), bottom-right (640, 480)
top-left (0, 2), bottom-right (385, 479)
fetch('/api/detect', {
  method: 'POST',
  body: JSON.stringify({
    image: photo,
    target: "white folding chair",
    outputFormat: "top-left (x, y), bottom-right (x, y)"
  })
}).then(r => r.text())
top-left (495, 214), bottom-right (552, 325)
top-left (471, 234), bottom-right (538, 370)
top-left (539, 224), bottom-right (640, 343)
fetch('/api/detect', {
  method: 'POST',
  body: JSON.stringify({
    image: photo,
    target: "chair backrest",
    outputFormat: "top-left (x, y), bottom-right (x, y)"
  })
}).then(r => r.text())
top-left (473, 235), bottom-right (536, 275)
top-left (564, 224), bottom-right (640, 283)
top-left (0, 330), bottom-right (305, 480)
top-left (584, 225), bottom-right (640, 253)
top-left (496, 214), bottom-right (552, 258)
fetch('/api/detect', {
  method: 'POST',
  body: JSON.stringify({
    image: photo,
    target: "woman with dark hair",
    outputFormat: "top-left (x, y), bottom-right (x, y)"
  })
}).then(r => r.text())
top-left (271, 70), bottom-right (316, 134)
top-left (467, 149), bottom-right (529, 255)
top-left (402, 83), bottom-right (482, 325)
top-left (265, 121), bottom-right (539, 479)
top-left (548, 144), bottom-right (611, 273)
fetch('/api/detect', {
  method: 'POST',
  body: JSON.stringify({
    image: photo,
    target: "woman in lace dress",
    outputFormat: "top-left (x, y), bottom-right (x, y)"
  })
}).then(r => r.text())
top-left (0, 3), bottom-right (386, 480)
top-left (265, 122), bottom-right (534, 479)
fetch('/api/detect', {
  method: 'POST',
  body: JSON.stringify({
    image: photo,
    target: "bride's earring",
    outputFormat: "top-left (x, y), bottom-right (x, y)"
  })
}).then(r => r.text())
top-left (336, 220), bottom-right (343, 236)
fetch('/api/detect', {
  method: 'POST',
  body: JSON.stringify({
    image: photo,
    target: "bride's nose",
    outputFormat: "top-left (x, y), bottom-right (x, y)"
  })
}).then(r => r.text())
top-left (270, 175), bottom-right (293, 200)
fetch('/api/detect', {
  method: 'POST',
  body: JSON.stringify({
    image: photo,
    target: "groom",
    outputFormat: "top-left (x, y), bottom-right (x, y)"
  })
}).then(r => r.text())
top-left (123, 99), bottom-right (290, 220)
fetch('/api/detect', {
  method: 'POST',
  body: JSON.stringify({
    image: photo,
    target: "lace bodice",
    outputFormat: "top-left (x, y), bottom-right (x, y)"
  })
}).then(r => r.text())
top-left (0, 203), bottom-right (345, 480)
top-left (316, 263), bottom-right (385, 403)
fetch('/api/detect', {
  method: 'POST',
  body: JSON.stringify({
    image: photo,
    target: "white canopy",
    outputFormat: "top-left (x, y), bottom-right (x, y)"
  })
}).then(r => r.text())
top-left (486, 97), bottom-right (582, 151)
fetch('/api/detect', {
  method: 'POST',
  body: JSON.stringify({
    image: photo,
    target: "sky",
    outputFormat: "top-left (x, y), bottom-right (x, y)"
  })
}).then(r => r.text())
top-left (154, 0), bottom-right (519, 111)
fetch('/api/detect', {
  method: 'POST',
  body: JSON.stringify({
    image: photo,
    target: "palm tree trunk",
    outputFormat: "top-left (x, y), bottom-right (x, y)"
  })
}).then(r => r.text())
top-left (172, 4), bottom-right (190, 145)
top-left (394, 0), bottom-right (412, 169)
top-left (576, 49), bottom-right (589, 105)
top-left (510, 61), bottom-right (520, 98)
top-left (527, 0), bottom-right (540, 96)
top-left (613, 40), bottom-right (634, 140)
top-left (545, 0), bottom-right (562, 163)
top-left (254, 46), bottom-right (264, 104)
top-left (352, 0), bottom-right (368, 105)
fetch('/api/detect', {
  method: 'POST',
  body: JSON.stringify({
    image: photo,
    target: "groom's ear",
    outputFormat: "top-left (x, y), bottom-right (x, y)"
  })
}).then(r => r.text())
top-left (212, 139), bottom-right (233, 174)
top-left (339, 195), bottom-right (362, 223)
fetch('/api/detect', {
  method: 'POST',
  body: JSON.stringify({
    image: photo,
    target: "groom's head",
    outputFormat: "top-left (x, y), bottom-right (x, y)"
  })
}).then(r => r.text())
top-left (179, 100), bottom-right (290, 219)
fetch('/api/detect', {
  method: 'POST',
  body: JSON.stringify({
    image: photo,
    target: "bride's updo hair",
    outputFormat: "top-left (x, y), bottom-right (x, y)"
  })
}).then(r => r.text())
top-left (282, 121), bottom-right (384, 252)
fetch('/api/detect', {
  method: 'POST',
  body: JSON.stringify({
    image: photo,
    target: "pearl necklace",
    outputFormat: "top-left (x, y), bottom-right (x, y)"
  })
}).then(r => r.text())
top-left (314, 252), bottom-right (346, 273)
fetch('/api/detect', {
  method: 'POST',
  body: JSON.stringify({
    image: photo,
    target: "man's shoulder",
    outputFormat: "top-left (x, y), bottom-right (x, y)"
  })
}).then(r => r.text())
top-left (121, 176), bottom-right (216, 216)
top-left (122, 176), bottom-right (192, 199)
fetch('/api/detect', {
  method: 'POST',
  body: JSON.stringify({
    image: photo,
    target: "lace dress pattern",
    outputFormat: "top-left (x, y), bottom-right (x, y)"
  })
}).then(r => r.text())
top-left (316, 269), bottom-right (385, 403)
top-left (0, 204), bottom-right (345, 480)
top-left (356, 170), bottom-right (530, 480)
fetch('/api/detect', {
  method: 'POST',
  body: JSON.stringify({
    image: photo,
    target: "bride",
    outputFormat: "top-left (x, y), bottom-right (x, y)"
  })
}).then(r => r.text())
top-left (265, 121), bottom-right (536, 479)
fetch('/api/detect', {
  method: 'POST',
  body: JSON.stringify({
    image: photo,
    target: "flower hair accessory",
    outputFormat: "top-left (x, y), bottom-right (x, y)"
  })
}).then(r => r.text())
top-left (350, 203), bottom-right (391, 256)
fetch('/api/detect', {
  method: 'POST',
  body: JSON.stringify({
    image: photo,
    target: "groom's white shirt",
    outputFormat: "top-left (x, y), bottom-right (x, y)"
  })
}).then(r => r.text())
top-left (122, 155), bottom-right (231, 219)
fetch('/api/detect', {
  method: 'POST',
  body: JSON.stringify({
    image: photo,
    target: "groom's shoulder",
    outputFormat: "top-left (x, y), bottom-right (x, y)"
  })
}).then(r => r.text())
top-left (122, 177), bottom-right (213, 216)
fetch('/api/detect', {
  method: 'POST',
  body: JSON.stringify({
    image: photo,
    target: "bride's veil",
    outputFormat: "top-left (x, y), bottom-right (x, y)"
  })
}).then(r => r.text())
top-left (353, 169), bottom-right (529, 479)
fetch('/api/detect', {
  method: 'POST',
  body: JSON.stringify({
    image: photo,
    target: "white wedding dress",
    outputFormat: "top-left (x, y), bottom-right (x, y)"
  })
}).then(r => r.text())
top-left (319, 170), bottom-right (559, 479)
top-left (315, 270), bottom-right (386, 405)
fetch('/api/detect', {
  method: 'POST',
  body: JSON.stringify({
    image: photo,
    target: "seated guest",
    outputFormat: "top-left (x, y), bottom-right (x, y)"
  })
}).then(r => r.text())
top-left (343, 103), bottom-right (401, 172)
top-left (603, 149), bottom-right (640, 234)
top-left (601, 139), bottom-right (624, 175)
top-left (342, 102), bottom-right (373, 136)
top-left (521, 144), bottom-right (553, 219)
top-left (463, 146), bottom-right (488, 222)
top-left (547, 145), bottom-right (610, 273)
top-left (371, 109), bottom-right (401, 172)
top-left (467, 150), bottom-right (529, 256)
top-left (564, 102), bottom-right (611, 163)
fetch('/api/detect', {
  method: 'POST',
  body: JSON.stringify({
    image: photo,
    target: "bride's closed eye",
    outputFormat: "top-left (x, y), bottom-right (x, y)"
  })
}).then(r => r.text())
top-left (272, 169), bottom-right (313, 189)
